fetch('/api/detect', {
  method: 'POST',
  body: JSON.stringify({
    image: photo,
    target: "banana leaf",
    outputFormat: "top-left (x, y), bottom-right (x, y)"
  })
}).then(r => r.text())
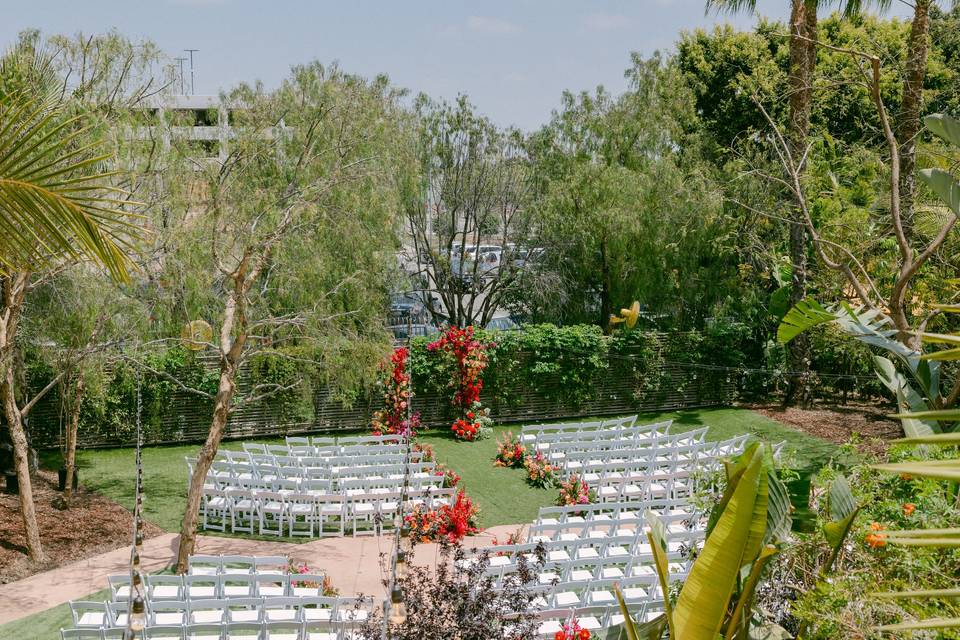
top-left (821, 475), bottom-right (860, 575)
top-left (872, 461), bottom-right (960, 482)
top-left (670, 444), bottom-right (769, 640)
top-left (614, 583), bottom-right (668, 640)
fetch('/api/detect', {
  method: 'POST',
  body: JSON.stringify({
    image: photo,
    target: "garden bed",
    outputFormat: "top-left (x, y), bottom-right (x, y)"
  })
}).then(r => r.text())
top-left (746, 402), bottom-right (901, 457)
top-left (0, 469), bottom-right (163, 584)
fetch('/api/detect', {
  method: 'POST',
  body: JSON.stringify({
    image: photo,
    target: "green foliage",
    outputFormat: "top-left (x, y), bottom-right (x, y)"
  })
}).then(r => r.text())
top-left (249, 348), bottom-right (317, 424)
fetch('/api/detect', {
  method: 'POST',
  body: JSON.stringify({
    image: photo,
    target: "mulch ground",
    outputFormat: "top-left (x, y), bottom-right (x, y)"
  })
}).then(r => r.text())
top-left (0, 469), bottom-right (163, 584)
top-left (745, 401), bottom-right (902, 458)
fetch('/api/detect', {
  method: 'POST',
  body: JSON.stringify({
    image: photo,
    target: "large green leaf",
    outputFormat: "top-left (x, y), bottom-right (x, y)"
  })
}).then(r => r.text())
top-left (919, 168), bottom-right (960, 216)
top-left (725, 545), bottom-right (778, 640)
top-left (821, 475), bottom-right (860, 575)
top-left (925, 113), bottom-right (960, 148)
top-left (871, 461), bottom-right (960, 482)
top-left (875, 617), bottom-right (960, 632)
top-left (645, 510), bottom-right (675, 639)
top-left (896, 432), bottom-right (960, 445)
top-left (776, 298), bottom-right (835, 343)
top-left (764, 471), bottom-right (792, 544)
top-left (671, 444), bottom-right (768, 640)
top-left (0, 80), bottom-right (141, 280)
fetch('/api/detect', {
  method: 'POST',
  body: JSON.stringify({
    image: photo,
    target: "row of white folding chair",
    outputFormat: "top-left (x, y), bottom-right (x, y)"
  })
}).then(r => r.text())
top-left (484, 541), bottom-right (690, 590)
top-left (589, 468), bottom-right (697, 503)
top-left (528, 509), bottom-right (702, 543)
top-left (533, 420), bottom-right (674, 449)
top-left (558, 441), bottom-right (719, 472)
top-left (61, 619), bottom-right (356, 640)
top-left (62, 620), bottom-right (360, 640)
top-left (186, 554), bottom-right (288, 577)
top-left (534, 498), bottom-right (693, 526)
top-left (204, 462), bottom-right (436, 490)
top-left (69, 595), bottom-right (370, 629)
top-left (108, 572), bottom-right (321, 602)
top-left (210, 450), bottom-right (425, 473)
top-left (463, 533), bottom-right (646, 569)
top-left (520, 415), bottom-right (638, 443)
top-left (544, 428), bottom-right (708, 461)
top-left (201, 485), bottom-right (453, 537)
top-left (535, 597), bottom-right (668, 637)
top-left (211, 469), bottom-right (442, 494)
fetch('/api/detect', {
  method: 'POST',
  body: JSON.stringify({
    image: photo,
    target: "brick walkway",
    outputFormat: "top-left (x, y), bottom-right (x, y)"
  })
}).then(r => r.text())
top-left (0, 524), bottom-right (526, 626)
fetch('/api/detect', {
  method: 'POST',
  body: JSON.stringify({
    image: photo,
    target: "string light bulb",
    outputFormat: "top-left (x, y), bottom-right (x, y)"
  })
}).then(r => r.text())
top-left (388, 587), bottom-right (407, 625)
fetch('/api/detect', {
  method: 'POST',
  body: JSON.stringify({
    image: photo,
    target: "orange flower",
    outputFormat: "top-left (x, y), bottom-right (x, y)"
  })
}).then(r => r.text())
top-left (865, 532), bottom-right (887, 548)
top-left (900, 472), bottom-right (913, 481)
top-left (870, 522), bottom-right (885, 531)
top-left (902, 503), bottom-right (916, 516)
top-left (579, 629), bottom-right (591, 640)
top-left (555, 632), bottom-right (566, 640)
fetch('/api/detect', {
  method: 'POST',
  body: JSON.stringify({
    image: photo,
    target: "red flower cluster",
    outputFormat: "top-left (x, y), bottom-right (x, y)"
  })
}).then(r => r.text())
top-left (428, 326), bottom-right (491, 436)
top-left (494, 431), bottom-right (526, 468)
top-left (555, 619), bottom-right (593, 640)
top-left (403, 489), bottom-right (480, 543)
top-left (371, 346), bottom-right (420, 437)
top-left (452, 417), bottom-right (482, 441)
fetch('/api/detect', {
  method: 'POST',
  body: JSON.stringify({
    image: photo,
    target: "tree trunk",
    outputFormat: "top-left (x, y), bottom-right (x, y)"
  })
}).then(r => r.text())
top-left (175, 358), bottom-right (239, 573)
top-left (63, 372), bottom-right (84, 506)
top-left (783, 0), bottom-right (817, 408)
top-left (599, 236), bottom-right (612, 330)
top-left (0, 272), bottom-right (44, 562)
top-left (897, 0), bottom-right (931, 243)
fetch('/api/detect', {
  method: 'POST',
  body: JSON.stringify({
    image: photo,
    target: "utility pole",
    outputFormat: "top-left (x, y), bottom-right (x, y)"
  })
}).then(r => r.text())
top-left (184, 49), bottom-right (199, 95)
top-left (174, 57), bottom-right (187, 95)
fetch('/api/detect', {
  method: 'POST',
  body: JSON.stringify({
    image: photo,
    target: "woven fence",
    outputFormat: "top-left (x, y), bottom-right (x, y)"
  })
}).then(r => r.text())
top-left (24, 349), bottom-right (735, 450)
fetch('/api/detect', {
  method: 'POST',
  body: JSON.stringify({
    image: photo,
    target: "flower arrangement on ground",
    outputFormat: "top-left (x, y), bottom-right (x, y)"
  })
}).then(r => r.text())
top-left (370, 346), bottom-right (420, 437)
top-left (494, 431), bottom-right (527, 468)
top-left (556, 474), bottom-right (596, 511)
top-left (427, 325), bottom-right (493, 441)
top-left (403, 488), bottom-right (480, 543)
top-left (524, 450), bottom-right (557, 488)
top-left (555, 619), bottom-right (595, 640)
top-left (414, 442), bottom-right (460, 487)
top-left (287, 561), bottom-right (339, 596)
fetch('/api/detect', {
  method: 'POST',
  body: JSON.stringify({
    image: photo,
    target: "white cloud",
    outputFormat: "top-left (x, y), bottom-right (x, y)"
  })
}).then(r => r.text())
top-left (467, 16), bottom-right (522, 35)
top-left (583, 12), bottom-right (631, 31)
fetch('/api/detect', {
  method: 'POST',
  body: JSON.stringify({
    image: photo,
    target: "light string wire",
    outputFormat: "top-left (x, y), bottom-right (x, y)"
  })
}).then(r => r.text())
top-left (383, 317), bottom-right (415, 638)
top-left (124, 372), bottom-right (147, 639)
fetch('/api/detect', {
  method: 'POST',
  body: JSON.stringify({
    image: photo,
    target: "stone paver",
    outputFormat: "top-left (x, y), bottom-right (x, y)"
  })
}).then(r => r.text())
top-left (0, 524), bottom-right (526, 626)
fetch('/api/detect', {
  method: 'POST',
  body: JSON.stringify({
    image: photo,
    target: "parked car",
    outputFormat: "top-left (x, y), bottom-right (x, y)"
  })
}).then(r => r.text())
top-left (486, 316), bottom-right (519, 331)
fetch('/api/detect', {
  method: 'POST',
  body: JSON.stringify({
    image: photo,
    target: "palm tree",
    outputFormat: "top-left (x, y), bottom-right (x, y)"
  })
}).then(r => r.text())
top-left (0, 48), bottom-right (138, 280)
top-left (0, 44), bottom-right (141, 563)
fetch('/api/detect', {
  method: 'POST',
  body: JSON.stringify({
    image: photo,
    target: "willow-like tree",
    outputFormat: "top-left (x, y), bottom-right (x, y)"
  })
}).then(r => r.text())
top-left (122, 63), bottom-right (405, 572)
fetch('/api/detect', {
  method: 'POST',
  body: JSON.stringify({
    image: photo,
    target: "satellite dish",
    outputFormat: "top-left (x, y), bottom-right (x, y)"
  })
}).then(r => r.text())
top-left (181, 319), bottom-right (213, 351)
top-left (609, 301), bottom-right (641, 329)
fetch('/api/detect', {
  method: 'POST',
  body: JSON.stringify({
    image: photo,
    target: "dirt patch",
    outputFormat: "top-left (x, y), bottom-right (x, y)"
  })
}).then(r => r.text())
top-left (745, 402), bottom-right (902, 458)
top-left (0, 469), bottom-right (163, 584)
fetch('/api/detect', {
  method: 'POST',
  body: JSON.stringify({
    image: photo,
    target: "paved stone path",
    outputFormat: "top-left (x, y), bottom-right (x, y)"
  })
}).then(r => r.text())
top-left (0, 524), bottom-right (527, 626)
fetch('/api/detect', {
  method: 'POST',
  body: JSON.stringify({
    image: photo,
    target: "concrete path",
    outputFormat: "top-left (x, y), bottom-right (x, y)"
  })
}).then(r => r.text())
top-left (0, 524), bottom-right (527, 626)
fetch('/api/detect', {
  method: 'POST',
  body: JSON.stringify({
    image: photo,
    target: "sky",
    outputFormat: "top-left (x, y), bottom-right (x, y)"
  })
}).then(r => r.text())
top-left (4, 0), bottom-right (912, 132)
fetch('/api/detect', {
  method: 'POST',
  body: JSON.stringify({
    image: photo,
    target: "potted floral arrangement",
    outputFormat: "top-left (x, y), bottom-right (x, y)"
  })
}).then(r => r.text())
top-left (555, 619), bottom-right (595, 640)
top-left (287, 561), bottom-right (339, 596)
top-left (404, 488), bottom-right (480, 543)
top-left (494, 431), bottom-right (527, 468)
top-left (524, 450), bottom-right (557, 488)
top-left (370, 346), bottom-right (420, 437)
top-left (556, 474), bottom-right (596, 514)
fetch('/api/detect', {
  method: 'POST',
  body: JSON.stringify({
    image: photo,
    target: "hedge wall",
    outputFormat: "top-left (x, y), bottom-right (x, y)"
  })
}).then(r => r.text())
top-left (18, 322), bottom-right (883, 449)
